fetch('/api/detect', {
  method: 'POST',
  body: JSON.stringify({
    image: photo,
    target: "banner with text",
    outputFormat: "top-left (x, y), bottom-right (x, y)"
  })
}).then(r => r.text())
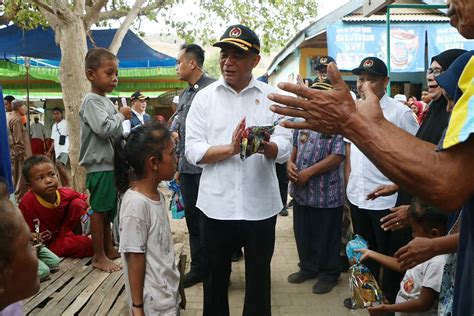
top-left (426, 24), bottom-right (474, 61)
top-left (327, 24), bottom-right (426, 72)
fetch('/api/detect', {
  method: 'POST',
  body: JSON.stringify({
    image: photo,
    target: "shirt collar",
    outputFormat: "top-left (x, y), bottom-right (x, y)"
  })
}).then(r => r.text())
top-left (380, 93), bottom-right (389, 109)
top-left (34, 191), bottom-right (61, 208)
top-left (132, 109), bottom-right (144, 118)
top-left (217, 76), bottom-right (263, 94)
top-left (189, 73), bottom-right (208, 92)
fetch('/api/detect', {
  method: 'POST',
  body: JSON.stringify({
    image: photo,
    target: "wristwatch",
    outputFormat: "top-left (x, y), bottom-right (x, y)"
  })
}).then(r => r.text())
top-left (132, 302), bottom-right (144, 309)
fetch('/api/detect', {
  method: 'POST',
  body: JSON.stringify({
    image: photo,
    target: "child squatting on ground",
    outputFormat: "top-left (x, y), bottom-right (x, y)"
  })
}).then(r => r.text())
top-left (114, 122), bottom-right (181, 315)
top-left (79, 47), bottom-right (132, 272)
top-left (356, 198), bottom-right (447, 316)
top-left (0, 195), bottom-right (40, 314)
top-left (19, 156), bottom-right (93, 281)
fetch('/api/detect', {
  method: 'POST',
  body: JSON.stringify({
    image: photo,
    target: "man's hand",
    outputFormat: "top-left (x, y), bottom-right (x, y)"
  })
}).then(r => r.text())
top-left (295, 168), bottom-right (311, 186)
top-left (395, 237), bottom-right (435, 270)
top-left (287, 161), bottom-right (299, 182)
top-left (120, 106), bottom-right (132, 120)
top-left (260, 141), bottom-right (278, 159)
top-left (367, 184), bottom-right (399, 200)
top-left (230, 117), bottom-right (246, 156)
top-left (268, 63), bottom-right (385, 136)
top-left (380, 205), bottom-right (410, 231)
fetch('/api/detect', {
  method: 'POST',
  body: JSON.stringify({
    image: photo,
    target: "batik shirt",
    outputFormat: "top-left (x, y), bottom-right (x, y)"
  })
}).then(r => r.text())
top-left (290, 130), bottom-right (345, 209)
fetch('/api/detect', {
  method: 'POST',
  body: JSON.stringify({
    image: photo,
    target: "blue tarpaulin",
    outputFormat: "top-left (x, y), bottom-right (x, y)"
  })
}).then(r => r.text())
top-left (0, 25), bottom-right (176, 68)
top-left (0, 86), bottom-right (14, 194)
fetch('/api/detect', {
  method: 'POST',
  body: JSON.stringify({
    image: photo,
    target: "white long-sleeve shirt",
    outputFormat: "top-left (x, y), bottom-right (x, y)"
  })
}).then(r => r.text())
top-left (185, 77), bottom-right (292, 220)
top-left (346, 94), bottom-right (420, 210)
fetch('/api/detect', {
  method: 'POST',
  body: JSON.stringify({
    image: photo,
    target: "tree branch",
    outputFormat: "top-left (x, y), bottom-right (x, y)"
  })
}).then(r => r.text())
top-left (84, 0), bottom-right (108, 30)
top-left (73, 0), bottom-right (86, 15)
top-left (31, 0), bottom-right (55, 15)
top-left (98, 0), bottom-right (164, 22)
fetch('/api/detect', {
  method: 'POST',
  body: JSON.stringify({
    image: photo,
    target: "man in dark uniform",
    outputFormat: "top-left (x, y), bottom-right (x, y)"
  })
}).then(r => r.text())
top-left (175, 44), bottom-right (215, 288)
top-left (312, 56), bottom-right (336, 83)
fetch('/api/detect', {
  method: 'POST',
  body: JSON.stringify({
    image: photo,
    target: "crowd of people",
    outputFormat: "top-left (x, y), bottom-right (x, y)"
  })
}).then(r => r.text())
top-left (0, 0), bottom-right (473, 315)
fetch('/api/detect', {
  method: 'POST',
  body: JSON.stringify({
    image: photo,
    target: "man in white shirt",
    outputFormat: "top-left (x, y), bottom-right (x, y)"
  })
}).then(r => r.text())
top-left (47, 107), bottom-right (70, 187)
top-left (344, 57), bottom-right (419, 307)
top-left (30, 116), bottom-right (45, 155)
top-left (185, 24), bottom-right (292, 316)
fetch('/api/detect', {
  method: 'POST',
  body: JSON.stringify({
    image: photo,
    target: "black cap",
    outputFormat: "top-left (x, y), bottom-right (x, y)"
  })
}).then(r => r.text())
top-left (130, 91), bottom-right (149, 102)
top-left (313, 56), bottom-right (335, 71)
top-left (3, 95), bottom-right (15, 102)
top-left (213, 24), bottom-right (260, 54)
top-left (352, 57), bottom-right (388, 77)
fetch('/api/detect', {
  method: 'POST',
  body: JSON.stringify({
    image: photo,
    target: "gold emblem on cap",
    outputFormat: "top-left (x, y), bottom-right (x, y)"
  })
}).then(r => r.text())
top-left (320, 57), bottom-right (328, 63)
top-left (229, 27), bottom-right (242, 37)
top-left (363, 59), bottom-right (374, 68)
top-left (255, 99), bottom-right (260, 105)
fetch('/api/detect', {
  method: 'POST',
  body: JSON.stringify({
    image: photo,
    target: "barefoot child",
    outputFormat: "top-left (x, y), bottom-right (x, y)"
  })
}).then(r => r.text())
top-left (357, 198), bottom-right (447, 316)
top-left (19, 155), bottom-right (93, 260)
top-left (79, 47), bottom-right (132, 272)
top-left (115, 122), bottom-right (181, 315)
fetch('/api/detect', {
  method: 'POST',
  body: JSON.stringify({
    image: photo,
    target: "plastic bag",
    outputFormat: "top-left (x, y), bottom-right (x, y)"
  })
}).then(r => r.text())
top-left (346, 234), bottom-right (368, 264)
top-left (240, 125), bottom-right (275, 160)
top-left (349, 263), bottom-right (384, 308)
top-left (346, 235), bottom-right (384, 308)
top-left (168, 180), bottom-right (185, 219)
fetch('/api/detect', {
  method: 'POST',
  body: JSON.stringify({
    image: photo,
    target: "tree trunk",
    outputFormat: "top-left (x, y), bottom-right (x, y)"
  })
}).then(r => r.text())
top-left (55, 20), bottom-right (89, 192)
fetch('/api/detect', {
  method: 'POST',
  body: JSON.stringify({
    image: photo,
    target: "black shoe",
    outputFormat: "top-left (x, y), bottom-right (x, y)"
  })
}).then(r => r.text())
top-left (182, 272), bottom-right (204, 288)
top-left (312, 280), bottom-right (337, 294)
top-left (287, 270), bottom-right (318, 284)
top-left (279, 207), bottom-right (289, 216)
top-left (231, 249), bottom-right (243, 262)
top-left (343, 297), bottom-right (356, 309)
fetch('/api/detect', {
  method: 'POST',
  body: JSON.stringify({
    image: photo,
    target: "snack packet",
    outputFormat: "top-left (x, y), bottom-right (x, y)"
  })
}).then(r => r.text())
top-left (240, 125), bottom-right (275, 160)
top-left (349, 263), bottom-right (384, 308)
top-left (168, 180), bottom-right (185, 219)
top-left (346, 235), bottom-right (384, 308)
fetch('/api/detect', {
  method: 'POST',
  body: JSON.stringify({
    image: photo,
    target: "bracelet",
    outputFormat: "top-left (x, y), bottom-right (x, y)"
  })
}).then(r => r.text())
top-left (132, 302), bottom-right (144, 308)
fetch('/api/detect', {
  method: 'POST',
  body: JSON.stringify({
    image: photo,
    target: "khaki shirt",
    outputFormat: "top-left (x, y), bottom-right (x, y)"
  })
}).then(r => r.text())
top-left (8, 112), bottom-right (32, 159)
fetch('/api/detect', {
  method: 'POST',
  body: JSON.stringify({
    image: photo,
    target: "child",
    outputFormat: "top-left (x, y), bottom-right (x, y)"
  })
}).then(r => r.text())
top-left (0, 198), bottom-right (40, 314)
top-left (357, 198), bottom-right (447, 316)
top-left (79, 47), bottom-right (132, 272)
top-left (19, 155), bottom-right (93, 260)
top-left (115, 122), bottom-right (181, 315)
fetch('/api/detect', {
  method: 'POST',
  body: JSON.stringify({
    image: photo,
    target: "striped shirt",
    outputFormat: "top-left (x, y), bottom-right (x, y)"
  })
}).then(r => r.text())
top-left (290, 130), bottom-right (345, 209)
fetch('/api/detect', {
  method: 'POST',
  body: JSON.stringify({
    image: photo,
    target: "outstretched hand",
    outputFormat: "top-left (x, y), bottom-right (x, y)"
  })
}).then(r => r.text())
top-left (395, 237), bottom-right (435, 270)
top-left (268, 63), bottom-right (384, 136)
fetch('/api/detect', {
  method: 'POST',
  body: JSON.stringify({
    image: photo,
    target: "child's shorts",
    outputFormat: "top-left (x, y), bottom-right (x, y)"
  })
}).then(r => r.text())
top-left (86, 171), bottom-right (117, 222)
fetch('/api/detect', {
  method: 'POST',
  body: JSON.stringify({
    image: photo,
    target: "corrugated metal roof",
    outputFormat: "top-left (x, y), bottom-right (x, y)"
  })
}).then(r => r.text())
top-left (342, 13), bottom-right (449, 22)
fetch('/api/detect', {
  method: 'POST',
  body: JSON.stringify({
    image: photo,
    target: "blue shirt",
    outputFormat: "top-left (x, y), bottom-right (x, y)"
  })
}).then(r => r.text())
top-left (290, 130), bottom-right (345, 209)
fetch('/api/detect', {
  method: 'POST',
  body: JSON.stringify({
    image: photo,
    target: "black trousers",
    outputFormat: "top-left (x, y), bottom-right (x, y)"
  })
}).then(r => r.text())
top-left (276, 162), bottom-right (288, 206)
top-left (202, 214), bottom-right (277, 316)
top-left (293, 202), bottom-right (343, 282)
top-left (350, 202), bottom-right (406, 303)
top-left (180, 173), bottom-right (207, 277)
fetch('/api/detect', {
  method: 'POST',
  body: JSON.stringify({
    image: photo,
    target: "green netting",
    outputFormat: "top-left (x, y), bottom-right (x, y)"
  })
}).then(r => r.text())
top-left (0, 60), bottom-right (183, 81)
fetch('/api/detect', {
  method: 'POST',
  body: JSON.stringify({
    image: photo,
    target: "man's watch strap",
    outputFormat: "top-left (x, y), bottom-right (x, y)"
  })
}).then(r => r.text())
top-left (132, 302), bottom-right (144, 308)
